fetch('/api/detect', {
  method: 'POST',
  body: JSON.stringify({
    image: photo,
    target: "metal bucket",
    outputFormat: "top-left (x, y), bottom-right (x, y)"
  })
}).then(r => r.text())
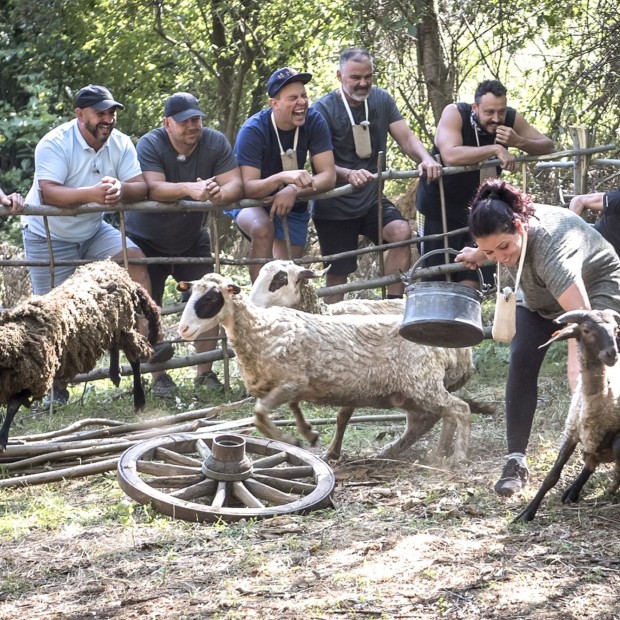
top-left (399, 249), bottom-right (484, 347)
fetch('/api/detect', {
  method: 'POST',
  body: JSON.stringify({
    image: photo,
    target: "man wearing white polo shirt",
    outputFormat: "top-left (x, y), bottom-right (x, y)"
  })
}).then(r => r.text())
top-left (23, 84), bottom-right (150, 295)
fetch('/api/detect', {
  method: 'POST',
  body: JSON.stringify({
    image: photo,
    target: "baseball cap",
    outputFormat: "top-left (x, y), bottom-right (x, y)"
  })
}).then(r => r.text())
top-left (75, 85), bottom-right (124, 111)
top-left (267, 67), bottom-right (312, 98)
top-left (163, 92), bottom-right (205, 122)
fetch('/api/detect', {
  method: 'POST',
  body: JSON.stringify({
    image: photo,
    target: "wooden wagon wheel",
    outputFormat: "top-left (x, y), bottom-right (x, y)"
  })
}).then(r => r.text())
top-left (117, 432), bottom-right (335, 523)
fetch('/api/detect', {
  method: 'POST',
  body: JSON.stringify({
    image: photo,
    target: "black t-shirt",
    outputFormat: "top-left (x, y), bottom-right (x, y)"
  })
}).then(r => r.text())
top-left (594, 188), bottom-right (620, 256)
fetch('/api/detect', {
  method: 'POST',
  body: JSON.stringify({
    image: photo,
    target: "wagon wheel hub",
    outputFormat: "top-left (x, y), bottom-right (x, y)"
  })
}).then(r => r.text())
top-left (201, 433), bottom-right (253, 481)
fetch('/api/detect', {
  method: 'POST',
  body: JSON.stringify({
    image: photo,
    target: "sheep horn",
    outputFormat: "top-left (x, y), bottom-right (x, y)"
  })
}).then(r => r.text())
top-left (555, 310), bottom-right (590, 325)
top-left (539, 324), bottom-right (581, 348)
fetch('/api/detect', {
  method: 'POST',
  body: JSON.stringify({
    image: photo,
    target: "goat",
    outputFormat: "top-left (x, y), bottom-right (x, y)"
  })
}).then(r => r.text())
top-left (0, 260), bottom-right (161, 451)
top-left (178, 273), bottom-right (473, 465)
top-left (514, 309), bottom-right (620, 522)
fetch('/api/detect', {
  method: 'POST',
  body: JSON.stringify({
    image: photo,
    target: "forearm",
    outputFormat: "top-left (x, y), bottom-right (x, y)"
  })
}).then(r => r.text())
top-left (401, 135), bottom-right (433, 166)
top-left (216, 179), bottom-right (243, 205)
top-left (40, 184), bottom-right (97, 208)
top-left (513, 135), bottom-right (554, 155)
top-left (440, 144), bottom-right (500, 166)
top-left (145, 181), bottom-right (197, 202)
top-left (121, 179), bottom-right (148, 203)
top-left (243, 173), bottom-right (290, 199)
top-left (297, 170), bottom-right (334, 196)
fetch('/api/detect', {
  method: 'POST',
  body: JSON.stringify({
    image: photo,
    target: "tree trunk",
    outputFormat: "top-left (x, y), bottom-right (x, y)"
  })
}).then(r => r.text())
top-left (416, 0), bottom-right (453, 125)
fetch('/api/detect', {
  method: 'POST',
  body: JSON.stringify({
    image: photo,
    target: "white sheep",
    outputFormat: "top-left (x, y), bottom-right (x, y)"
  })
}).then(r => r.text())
top-left (0, 260), bottom-right (161, 451)
top-left (249, 258), bottom-right (493, 436)
top-left (514, 309), bottom-right (620, 522)
top-left (249, 259), bottom-right (405, 315)
top-left (178, 273), bottom-right (473, 465)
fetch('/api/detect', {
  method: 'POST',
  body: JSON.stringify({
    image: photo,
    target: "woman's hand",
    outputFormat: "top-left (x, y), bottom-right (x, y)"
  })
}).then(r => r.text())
top-left (455, 246), bottom-right (487, 270)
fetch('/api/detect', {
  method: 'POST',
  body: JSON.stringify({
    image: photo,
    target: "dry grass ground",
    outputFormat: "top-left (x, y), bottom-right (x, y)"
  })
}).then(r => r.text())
top-left (2, 330), bottom-right (620, 619)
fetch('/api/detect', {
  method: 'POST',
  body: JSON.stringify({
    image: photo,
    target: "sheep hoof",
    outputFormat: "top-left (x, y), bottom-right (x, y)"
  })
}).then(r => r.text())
top-left (320, 450), bottom-right (340, 462)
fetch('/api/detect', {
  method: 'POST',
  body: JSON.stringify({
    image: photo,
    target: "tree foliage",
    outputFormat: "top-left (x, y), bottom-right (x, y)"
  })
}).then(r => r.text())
top-left (1, 0), bottom-right (619, 212)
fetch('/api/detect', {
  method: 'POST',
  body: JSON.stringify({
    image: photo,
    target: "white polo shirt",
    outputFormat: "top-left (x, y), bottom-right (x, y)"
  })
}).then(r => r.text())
top-left (24, 119), bottom-right (142, 242)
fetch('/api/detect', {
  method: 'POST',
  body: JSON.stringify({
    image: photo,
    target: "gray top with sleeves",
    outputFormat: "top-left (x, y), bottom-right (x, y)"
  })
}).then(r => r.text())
top-left (125, 126), bottom-right (237, 255)
top-left (311, 86), bottom-right (403, 220)
top-left (502, 204), bottom-right (620, 319)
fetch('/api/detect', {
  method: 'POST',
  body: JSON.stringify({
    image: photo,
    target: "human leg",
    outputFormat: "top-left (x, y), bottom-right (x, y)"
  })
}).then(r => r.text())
top-left (496, 306), bottom-right (557, 496)
top-left (236, 207), bottom-right (275, 282)
top-left (173, 231), bottom-right (222, 388)
top-left (272, 210), bottom-right (309, 261)
top-left (359, 200), bottom-right (411, 297)
top-left (22, 226), bottom-right (80, 295)
top-left (313, 217), bottom-right (361, 304)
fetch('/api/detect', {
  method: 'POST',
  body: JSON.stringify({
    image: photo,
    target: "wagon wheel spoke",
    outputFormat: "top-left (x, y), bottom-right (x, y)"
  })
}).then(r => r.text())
top-left (232, 481), bottom-right (265, 508)
top-left (154, 446), bottom-right (203, 468)
top-left (211, 481), bottom-right (228, 508)
top-left (117, 433), bottom-right (335, 523)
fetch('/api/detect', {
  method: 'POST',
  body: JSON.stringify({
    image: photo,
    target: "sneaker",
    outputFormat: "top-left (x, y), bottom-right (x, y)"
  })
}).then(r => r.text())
top-left (194, 370), bottom-right (224, 391)
top-left (152, 373), bottom-right (177, 398)
top-left (147, 342), bottom-right (175, 364)
top-left (494, 458), bottom-right (530, 497)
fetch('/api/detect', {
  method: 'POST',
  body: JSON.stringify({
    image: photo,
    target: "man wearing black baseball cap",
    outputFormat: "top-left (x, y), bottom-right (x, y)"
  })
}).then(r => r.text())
top-left (227, 67), bottom-right (335, 282)
top-left (23, 83), bottom-right (149, 295)
top-left (125, 91), bottom-right (243, 396)
top-left (22, 83), bottom-right (150, 404)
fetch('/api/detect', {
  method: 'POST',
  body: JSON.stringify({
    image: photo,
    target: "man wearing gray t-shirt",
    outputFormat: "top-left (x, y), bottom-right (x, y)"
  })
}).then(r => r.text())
top-left (126, 92), bottom-right (243, 397)
top-left (312, 47), bottom-right (441, 303)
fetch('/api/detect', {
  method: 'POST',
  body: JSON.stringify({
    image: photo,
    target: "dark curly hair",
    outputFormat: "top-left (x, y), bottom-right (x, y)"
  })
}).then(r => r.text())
top-left (468, 179), bottom-right (535, 238)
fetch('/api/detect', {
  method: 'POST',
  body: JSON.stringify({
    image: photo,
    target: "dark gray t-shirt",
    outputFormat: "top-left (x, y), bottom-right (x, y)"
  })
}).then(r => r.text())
top-left (126, 127), bottom-right (237, 254)
top-left (312, 87), bottom-right (403, 220)
top-left (501, 204), bottom-right (620, 319)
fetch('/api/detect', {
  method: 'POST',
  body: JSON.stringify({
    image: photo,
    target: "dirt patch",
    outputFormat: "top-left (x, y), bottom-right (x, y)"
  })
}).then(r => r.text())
top-left (2, 403), bottom-right (620, 620)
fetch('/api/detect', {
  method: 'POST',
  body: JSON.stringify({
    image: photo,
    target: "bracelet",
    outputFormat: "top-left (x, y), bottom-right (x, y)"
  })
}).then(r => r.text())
top-left (287, 184), bottom-right (299, 194)
top-left (346, 170), bottom-right (353, 182)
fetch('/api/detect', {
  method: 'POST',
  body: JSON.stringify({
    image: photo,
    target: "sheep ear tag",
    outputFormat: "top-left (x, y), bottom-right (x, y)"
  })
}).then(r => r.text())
top-left (177, 281), bottom-right (192, 293)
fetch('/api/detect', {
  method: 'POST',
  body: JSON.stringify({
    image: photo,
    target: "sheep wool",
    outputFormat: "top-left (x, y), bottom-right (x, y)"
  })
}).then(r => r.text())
top-left (180, 273), bottom-right (473, 465)
top-left (0, 259), bottom-right (161, 450)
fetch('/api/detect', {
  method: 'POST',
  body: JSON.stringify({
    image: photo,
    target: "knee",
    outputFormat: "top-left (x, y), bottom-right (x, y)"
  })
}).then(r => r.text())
top-left (124, 247), bottom-right (146, 260)
top-left (383, 220), bottom-right (411, 242)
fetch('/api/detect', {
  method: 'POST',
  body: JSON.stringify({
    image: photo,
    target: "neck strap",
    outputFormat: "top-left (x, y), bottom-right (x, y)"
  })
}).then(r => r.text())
top-left (497, 229), bottom-right (528, 290)
top-left (270, 111), bottom-right (299, 155)
top-left (339, 87), bottom-right (369, 126)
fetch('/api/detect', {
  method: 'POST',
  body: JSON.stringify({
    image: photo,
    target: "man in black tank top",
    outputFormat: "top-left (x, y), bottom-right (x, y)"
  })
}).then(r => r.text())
top-left (416, 79), bottom-right (554, 287)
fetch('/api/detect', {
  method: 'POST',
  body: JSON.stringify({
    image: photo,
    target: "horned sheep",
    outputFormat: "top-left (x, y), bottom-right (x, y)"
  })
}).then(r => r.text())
top-left (0, 260), bottom-right (161, 451)
top-left (515, 309), bottom-right (620, 522)
top-left (178, 273), bottom-right (473, 465)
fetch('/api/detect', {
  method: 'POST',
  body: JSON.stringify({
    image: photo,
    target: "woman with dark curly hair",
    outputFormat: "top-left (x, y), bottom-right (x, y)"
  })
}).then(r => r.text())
top-left (457, 179), bottom-right (620, 496)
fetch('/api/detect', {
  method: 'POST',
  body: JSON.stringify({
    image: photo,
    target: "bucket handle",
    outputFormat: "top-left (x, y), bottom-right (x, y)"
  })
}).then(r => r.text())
top-left (407, 248), bottom-right (485, 291)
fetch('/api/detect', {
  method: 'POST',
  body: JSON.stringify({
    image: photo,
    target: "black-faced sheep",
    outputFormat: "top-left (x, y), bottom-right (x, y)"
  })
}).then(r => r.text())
top-left (178, 273), bottom-right (473, 465)
top-left (0, 259), bottom-right (161, 451)
top-left (514, 309), bottom-right (620, 522)
top-left (248, 259), bottom-right (405, 315)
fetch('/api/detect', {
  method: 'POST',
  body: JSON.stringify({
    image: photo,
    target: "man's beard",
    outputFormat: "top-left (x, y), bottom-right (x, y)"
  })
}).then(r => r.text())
top-left (345, 86), bottom-right (370, 103)
top-left (85, 120), bottom-right (114, 146)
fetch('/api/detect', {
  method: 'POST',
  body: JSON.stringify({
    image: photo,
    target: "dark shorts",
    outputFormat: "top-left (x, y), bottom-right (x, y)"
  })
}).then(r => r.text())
top-left (313, 198), bottom-right (406, 276)
top-left (127, 229), bottom-right (213, 305)
top-left (417, 213), bottom-right (494, 286)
